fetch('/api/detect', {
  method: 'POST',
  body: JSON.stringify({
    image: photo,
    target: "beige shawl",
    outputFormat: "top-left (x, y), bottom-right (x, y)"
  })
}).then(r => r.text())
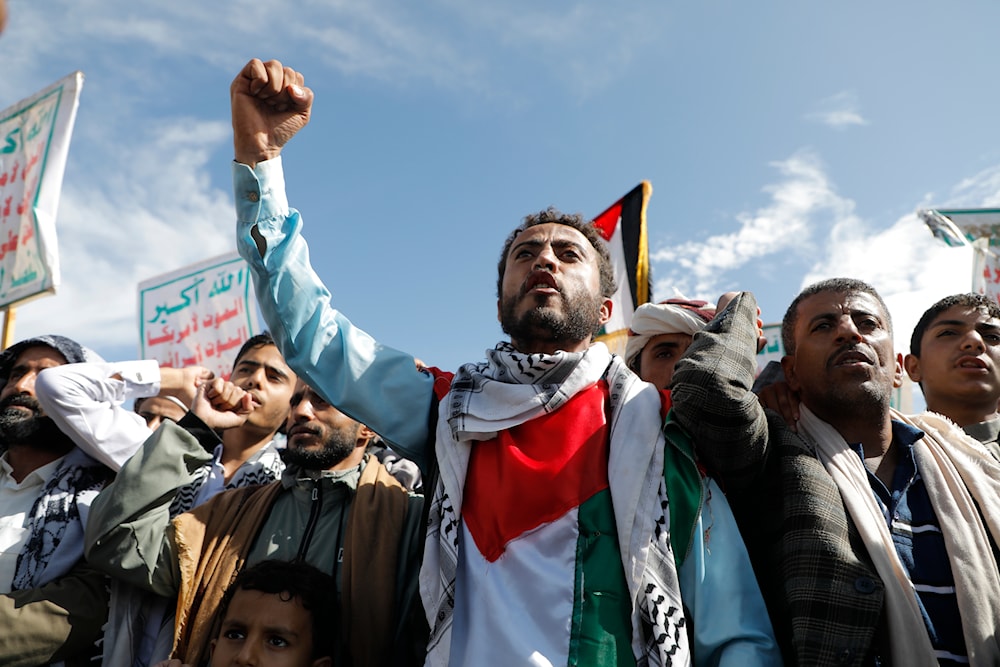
top-left (798, 406), bottom-right (1000, 665)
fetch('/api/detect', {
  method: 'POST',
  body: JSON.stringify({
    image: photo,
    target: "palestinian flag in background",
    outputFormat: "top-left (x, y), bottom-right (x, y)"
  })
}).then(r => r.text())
top-left (591, 181), bottom-right (652, 355)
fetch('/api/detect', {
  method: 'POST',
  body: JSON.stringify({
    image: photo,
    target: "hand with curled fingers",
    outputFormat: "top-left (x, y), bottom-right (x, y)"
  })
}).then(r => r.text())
top-left (716, 290), bottom-right (767, 352)
top-left (158, 365), bottom-right (214, 407)
top-left (231, 58), bottom-right (314, 167)
top-left (191, 377), bottom-right (253, 431)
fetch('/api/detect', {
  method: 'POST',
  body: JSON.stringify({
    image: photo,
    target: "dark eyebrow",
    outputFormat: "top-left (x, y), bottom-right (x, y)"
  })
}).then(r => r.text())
top-left (807, 312), bottom-right (839, 327)
top-left (509, 238), bottom-right (588, 257)
top-left (234, 359), bottom-right (291, 380)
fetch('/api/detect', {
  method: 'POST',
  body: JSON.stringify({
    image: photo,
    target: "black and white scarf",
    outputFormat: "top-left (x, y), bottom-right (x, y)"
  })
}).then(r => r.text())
top-left (11, 448), bottom-right (111, 590)
top-left (420, 341), bottom-right (691, 666)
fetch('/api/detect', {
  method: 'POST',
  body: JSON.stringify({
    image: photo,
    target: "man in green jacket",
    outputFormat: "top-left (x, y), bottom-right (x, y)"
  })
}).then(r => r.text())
top-left (85, 377), bottom-right (426, 667)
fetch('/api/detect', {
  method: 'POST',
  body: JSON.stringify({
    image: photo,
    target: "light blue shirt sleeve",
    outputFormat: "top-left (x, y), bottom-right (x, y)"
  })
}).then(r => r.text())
top-left (679, 478), bottom-right (783, 667)
top-left (232, 158), bottom-right (436, 471)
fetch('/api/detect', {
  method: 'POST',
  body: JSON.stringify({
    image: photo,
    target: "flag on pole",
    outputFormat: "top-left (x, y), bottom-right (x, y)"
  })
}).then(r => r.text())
top-left (919, 208), bottom-right (1000, 301)
top-left (591, 181), bottom-right (652, 355)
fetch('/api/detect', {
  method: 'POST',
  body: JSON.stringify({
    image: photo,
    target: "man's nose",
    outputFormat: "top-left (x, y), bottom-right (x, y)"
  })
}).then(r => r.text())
top-left (533, 245), bottom-right (557, 270)
top-left (834, 318), bottom-right (863, 343)
top-left (961, 329), bottom-right (986, 352)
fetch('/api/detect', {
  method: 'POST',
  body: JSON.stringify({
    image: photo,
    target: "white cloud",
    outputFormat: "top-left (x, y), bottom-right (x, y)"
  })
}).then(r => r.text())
top-left (652, 150), bottom-right (854, 298)
top-left (12, 118), bottom-right (233, 355)
top-left (650, 146), bottom-right (987, 359)
top-left (806, 91), bottom-right (869, 129)
top-left (1, 1), bottom-right (663, 109)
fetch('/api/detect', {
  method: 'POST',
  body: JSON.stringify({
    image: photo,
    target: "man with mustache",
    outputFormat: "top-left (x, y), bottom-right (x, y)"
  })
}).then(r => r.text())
top-left (670, 279), bottom-right (1000, 666)
top-left (0, 335), bottom-right (111, 666)
top-left (86, 376), bottom-right (426, 667)
top-left (224, 58), bottom-right (779, 666)
top-left (38, 332), bottom-right (294, 666)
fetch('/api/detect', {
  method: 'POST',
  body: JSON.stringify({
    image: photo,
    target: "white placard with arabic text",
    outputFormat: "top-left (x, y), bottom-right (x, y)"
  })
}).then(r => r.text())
top-left (0, 71), bottom-right (84, 307)
top-left (138, 252), bottom-right (259, 379)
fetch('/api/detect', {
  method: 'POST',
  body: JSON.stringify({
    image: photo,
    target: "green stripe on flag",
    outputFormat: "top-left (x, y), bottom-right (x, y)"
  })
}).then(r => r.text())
top-left (570, 489), bottom-right (636, 666)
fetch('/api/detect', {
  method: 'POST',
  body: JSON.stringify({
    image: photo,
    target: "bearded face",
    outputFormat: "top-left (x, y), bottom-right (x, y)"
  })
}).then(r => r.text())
top-left (280, 421), bottom-right (359, 470)
top-left (0, 393), bottom-right (71, 452)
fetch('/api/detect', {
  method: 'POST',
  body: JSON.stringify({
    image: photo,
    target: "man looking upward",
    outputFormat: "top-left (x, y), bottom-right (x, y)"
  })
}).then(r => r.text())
top-left (226, 58), bottom-right (778, 666)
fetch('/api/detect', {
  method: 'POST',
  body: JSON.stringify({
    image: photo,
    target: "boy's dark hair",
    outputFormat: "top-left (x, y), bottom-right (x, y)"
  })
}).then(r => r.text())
top-left (496, 207), bottom-right (617, 300)
top-left (781, 278), bottom-right (892, 355)
top-left (233, 331), bottom-right (277, 370)
top-left (909, 293), bottom-right (1000, 357)
top-left (218, 559), bottom-right (338, 660)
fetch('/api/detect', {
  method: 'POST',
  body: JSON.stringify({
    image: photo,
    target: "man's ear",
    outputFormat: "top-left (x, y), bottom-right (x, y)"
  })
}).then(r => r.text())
top-left (497, 298), bottom-right (502, 324)
top-left (357, 424), bottom-right (376, 449)
top-left (893, 352), bottom-right (904, 389)
top-left (781, 354), bottom-right (801, 392)
top-left (599, 298), bottom-right (613, 327)
top-left (902, 353), bottom-right (922, 383)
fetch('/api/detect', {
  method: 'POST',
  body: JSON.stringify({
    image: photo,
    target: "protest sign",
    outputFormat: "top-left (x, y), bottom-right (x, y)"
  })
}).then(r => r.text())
top-left (0, 71), bottom-right (83, 308)
top-left (138, 252), bottom-right (259, 379)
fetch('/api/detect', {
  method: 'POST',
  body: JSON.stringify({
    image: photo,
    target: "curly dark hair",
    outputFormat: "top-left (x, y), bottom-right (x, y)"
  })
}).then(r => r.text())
top-left (909, 293), bottom-right (1000, 357)
top-left (781, 278), bottom-right (892, 355)
top-left (216, 559), bottom-right (338, 661)
top-left (496, 207), bottom-right (617, 300)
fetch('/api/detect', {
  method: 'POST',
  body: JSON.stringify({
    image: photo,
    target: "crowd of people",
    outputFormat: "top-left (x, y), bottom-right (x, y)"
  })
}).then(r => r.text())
top-left (0, 56), bottom-right (999, 666)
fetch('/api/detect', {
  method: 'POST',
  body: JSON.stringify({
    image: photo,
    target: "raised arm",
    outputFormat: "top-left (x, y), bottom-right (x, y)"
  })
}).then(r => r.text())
top-left (670, 291), bottom-right (770, 493)
top-left (35, 362), bottom-right (209, 471)
top-left (230, 59), bottom-right (436, 469)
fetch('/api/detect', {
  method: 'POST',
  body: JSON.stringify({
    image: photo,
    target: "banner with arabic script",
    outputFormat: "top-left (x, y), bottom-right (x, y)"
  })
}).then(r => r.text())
top-left (0, 71), bottom-right (83, 307)
top-left (138, 252), bottom-right (259, 379)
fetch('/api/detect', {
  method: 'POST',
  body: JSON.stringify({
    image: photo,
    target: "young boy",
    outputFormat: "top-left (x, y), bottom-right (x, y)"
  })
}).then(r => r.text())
top-left (154, 560), bottom-right (338, 667)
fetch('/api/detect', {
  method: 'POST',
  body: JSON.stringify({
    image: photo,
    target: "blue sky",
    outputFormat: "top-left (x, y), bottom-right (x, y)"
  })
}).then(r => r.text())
top-left (1, 1), bottom-right (995, 376)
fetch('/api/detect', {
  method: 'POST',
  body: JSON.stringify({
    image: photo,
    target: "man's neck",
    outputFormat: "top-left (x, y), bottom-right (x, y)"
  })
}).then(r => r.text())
top-left (810, 404), bottom-right (894, 459)
top-left (220, 427), bottom-right (276, 481)
top-left (810, 403), bottom-right (899, 486)
top-left (927, 396), bottom-right (1000, 429)
top-left (4, 443), bottom-right (68, 484)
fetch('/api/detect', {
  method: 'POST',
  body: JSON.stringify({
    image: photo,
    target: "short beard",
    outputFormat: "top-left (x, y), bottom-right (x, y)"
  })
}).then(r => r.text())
top-left (500, 291), bottom-right (603, 349)
top-left (0, 395), bottom-right (74, 453)
top-left (280, 426), bottom-right (358, 471)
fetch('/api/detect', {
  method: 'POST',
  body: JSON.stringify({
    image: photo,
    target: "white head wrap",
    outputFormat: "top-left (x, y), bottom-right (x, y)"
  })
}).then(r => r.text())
top-left (624, 300), bottom-right (715, 368)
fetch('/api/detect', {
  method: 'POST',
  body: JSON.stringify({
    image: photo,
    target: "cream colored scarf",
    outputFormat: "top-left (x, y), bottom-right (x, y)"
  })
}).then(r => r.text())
top-left (797, 406), bottom-right (1000, 665)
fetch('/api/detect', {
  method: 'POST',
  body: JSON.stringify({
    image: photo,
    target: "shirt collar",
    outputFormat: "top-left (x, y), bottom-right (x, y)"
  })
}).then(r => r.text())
top-left (0, 451), bottom-right (68, 488)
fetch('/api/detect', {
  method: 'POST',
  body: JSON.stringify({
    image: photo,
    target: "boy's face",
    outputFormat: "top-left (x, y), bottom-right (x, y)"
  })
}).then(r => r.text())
top-left (905, 304), bottom-right (1000, 408)
top-left (210, 588), bottom-right (331, 667)
top-left (637, 332), bottom-right (694, 390)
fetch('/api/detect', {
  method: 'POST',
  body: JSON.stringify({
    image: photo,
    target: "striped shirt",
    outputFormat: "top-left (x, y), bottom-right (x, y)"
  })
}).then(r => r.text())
top-left (853, 421), bottom-right (967, 665)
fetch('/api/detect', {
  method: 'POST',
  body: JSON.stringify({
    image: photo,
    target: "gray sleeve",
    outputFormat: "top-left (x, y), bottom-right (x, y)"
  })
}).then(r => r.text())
top-left (670, 291), bottom-right (771, 494)
top-left (84, 421), bottom-right (213, 596)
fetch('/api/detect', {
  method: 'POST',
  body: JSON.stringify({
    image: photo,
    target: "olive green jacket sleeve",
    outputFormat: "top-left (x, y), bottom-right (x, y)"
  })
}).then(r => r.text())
top-left (0, 561), bottom-right (108, 667)
top-left (84, 418), bottom-right (214, 597)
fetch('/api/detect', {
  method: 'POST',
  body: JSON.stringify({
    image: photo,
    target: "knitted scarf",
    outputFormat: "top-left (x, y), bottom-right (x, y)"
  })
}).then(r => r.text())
top-left (420, 341), bottom-right (691, 667)
top-left (11, 448), bottom-right (111, 590)
top-left (797, 406), bottom-right (1000, 665)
